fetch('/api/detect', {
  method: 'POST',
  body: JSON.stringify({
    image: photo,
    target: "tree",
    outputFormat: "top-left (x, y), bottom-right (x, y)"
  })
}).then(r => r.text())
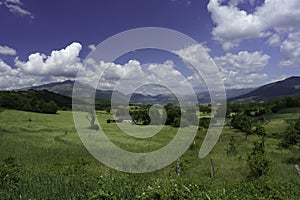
top-left (231, 114), bottom-right (254, 139)
top-left (247, 139), bottom-right (272, 178)
top-left (280, 117), bottom-right (300, 148)
top-left (41, 100), bottom-right (58, 114)
top-left (164, 104), bottom-right (181, 125)
top-left (149, 108), bottom-right (162, 125)
top-left (199, 117), bottom-right (210, 129)
top-left (254, 125), bottom-right (266, 137)
top-left (86, 107), bottom-right (99, 130)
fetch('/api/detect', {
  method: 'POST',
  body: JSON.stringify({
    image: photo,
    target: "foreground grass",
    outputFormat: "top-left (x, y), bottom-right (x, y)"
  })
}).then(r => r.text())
top-left (0, 109), bottom-right (300, 199)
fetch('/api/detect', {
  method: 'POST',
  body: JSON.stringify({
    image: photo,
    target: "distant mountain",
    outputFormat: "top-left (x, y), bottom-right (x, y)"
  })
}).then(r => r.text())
top-left (129, 93), bottom-right (179, 105)
top-left (29, 80), bottom-right (179, 104)
top-left (230, 76), bottom-right (300, 102)
top-left (30, 80), bottom-right (123, 104)
top-left (30, 80), bottom-right (74, 97)
top-left (196, 88), bottom-right (255, 103)
top-left (29, 80), bottom-right (256, 105)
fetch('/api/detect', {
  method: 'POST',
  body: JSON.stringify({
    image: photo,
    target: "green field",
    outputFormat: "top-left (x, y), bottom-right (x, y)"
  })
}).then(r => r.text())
top-left (0, 109), bottom-right (300, 199)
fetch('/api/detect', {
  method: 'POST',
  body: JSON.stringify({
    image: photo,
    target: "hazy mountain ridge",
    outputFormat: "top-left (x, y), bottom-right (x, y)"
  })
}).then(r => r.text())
top-left (230, 76), bottom-right (300, 102)
top-left (26, 76), bottom-right (300, 104)
top-left (28, 80), bottom-right (256, 104)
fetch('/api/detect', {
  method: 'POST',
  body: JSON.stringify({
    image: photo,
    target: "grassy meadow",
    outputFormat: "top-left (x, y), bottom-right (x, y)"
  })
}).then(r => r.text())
top-left (0, 108), bottom-right (300, 199)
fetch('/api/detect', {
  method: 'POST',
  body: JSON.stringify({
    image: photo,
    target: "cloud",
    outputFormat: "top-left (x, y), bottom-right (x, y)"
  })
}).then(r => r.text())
top-left (266, 33), bottom-right (281, 46)
top-left (88, 44), bottom-right (96, 51)
top-left (207, 0), bottom-right (300, 50)
top-left (1, 0), bottom-right (33, 18)
top-left (0, 45), bottom-right (16, 55)
top-left (174, 44), bottom-right (228, 93)
top-left (79, 59), bottom-right (194, 95)
top-left (214, 51), bottom-right (270, 88)
top-left (214, 51), bottom-right (270, 73)
top-left (0, 59), bottom-right (43, 90)
top-left (0, 41), bottom-right (196, 94)
top-left (0, 42), bottom-right (83, 89)
top-left (15, 42), bottom-right (82, 77)
top-left (0, 59), bottom-right (19, 75)
top-left (279, 32), bottom-right (300, 67)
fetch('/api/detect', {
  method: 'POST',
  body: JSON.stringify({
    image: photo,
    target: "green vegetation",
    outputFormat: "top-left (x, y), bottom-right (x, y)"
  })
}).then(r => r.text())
top-left (0, 96), bottom-right (300, 199)
top-left (247, 138), bottom-right (272, 178)
top-left (0, 90), bottom-right (68, 114)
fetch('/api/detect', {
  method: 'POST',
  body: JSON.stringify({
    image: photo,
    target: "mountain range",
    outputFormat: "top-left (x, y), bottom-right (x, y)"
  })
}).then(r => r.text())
top-left (26, 76), bottom-right (300, 104)
top-left (229, 76), bottom-right (300, 102)
top-left (28, 80), bottom-right (254, 104)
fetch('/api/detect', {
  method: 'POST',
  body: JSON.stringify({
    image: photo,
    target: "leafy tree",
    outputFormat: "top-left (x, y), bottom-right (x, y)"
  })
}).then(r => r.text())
top-left (247, 139), bottom-right (272, 178)
top-left (231, 114), bottom-right (254, 138)
top-left (279, 117), bottom-right (300, 148)
top-left (280, 126), bottom-right (299, 148)
top-left (149, 108), bottom-right (162, 125)
top-left (199, 104), bottom-right (211, 113)
top-left (164, 103), bottom-right (181, 125)
top-left (254, 125), bottom-right (266, 137)
top-left (198, 117), bottom-right (210, 129)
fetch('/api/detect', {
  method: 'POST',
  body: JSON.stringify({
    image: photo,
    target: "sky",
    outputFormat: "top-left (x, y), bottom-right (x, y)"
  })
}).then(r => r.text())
top-left (0, 0), bottom-right (300, 94)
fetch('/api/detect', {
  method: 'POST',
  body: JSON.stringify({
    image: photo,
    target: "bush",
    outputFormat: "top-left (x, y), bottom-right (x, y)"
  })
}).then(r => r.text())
top-left (247, 139), bottom-right (272, 178)
top-left (279, 123), bottom-right (299, 149)
top-left (199, 117), bottom-right (210, 129)
top-left (226, 136), bottom-right (237, 155)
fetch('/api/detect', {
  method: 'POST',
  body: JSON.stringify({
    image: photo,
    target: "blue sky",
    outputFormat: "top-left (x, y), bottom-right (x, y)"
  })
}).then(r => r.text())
top-left (0, 0), bottom-right (300, 93)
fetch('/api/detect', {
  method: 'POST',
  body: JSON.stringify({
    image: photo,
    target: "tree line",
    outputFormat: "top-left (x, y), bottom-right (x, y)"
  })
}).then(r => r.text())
top-left (0, 90), bottom-right (71, 114)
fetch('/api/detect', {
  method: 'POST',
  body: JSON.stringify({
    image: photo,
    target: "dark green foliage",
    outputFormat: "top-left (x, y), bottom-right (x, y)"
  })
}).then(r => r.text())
top-left (1, 169), bottom-right (299, 200)
top-left (164, 103), bottom-right (181, 125)
top-left (130, 106), bottom-right (151, 125)
top-left (280, 117), bottom-right (300, 148)
top-left (231, 114), bottom-right (254, 138)
top-left (199, 104), bottom-right (211, 113)
top-left (199, 117), bottom-right (210, 129)
top-left (226, 136), bottom-right (237, 155)
top-left (247, 139), bottom-right (272, 178)
top-left (254, 125), bottom-right (266, 137)
top-left (0, 90), bottom-right (68, 114)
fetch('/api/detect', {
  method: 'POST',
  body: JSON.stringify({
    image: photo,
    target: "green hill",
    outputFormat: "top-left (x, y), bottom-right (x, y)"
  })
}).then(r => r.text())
top-left (0, 89), bottom-right (72, 114)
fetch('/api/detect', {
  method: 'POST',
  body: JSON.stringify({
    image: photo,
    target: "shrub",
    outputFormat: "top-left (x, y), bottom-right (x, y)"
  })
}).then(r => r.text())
top-left (247, 139), bottom-right (272, 178)
top-left (226, 136), bottom-right (237, 155)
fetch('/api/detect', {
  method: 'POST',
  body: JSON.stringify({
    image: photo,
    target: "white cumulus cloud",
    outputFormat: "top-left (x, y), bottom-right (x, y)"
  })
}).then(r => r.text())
top-left (15, 42), bottom-right (82, 77)
top-left (280, 32), bottom-right (300, 67)
top-left (0, 45), bottom-right (16, 56)
top-left (214, 51), bottom-right (270, 73)
top-left (214, 51), bottom-right (270, 88)
top-left (207, 0), bottom-right (300, 50)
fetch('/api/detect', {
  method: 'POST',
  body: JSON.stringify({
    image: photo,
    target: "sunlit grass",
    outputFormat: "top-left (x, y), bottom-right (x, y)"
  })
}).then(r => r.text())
top-left (0, 109), bottom-right (300, 199)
